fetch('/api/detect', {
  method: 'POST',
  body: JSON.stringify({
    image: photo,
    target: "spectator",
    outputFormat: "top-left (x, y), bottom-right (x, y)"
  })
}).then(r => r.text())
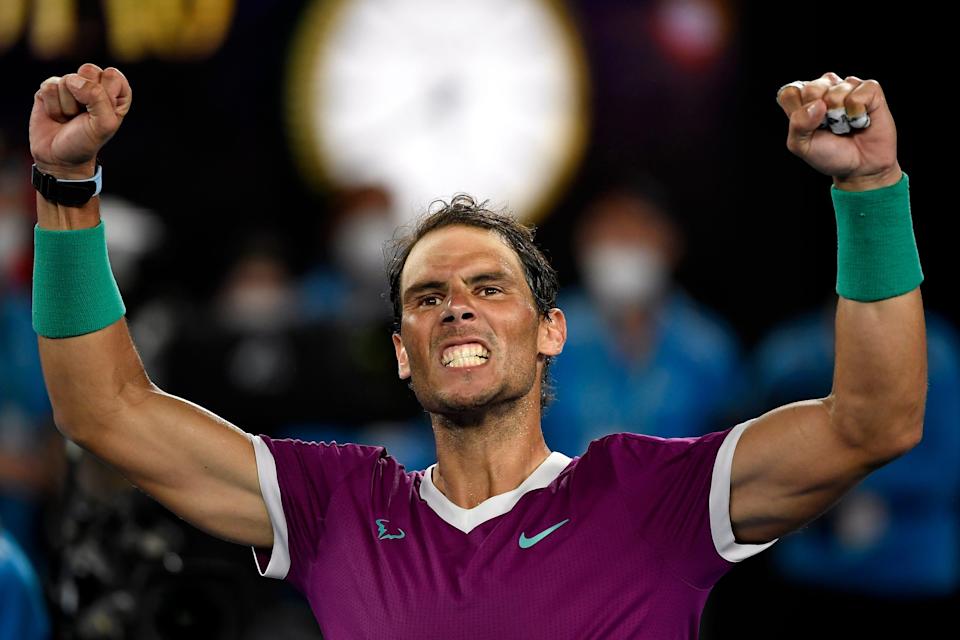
top-left (0, 522), bottom-right (50, 640)
top-left (0, 146), bottom-right (63, 560)
top-left (543, 180), bottom-right (746, 454)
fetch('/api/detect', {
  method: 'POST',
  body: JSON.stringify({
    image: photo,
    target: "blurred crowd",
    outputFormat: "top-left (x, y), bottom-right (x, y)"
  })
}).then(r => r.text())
top-left (2, 134), bottom-right (959, 639)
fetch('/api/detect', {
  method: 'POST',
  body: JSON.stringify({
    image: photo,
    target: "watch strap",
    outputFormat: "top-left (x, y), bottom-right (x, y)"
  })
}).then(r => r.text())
top-left (32, 164), bottom-right (102, 207)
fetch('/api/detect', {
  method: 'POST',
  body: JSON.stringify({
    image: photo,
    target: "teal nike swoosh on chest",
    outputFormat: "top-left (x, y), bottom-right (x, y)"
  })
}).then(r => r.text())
top-left (518, 518), bottom-right (570, 549)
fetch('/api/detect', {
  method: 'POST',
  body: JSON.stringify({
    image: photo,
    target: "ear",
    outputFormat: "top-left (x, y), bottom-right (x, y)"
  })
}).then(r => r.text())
top-left (537, 308), bottom-right (566, 357)
top-left (392, 333), bottom-right (411, 379)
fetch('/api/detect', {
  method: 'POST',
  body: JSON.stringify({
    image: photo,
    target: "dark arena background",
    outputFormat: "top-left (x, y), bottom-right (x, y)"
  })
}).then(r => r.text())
top-left (0, 1), bottom-right (954, 639)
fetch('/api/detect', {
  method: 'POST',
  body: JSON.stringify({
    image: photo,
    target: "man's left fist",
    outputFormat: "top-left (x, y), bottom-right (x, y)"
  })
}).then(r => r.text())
top-left (776, 72), bottom-right (900, 190)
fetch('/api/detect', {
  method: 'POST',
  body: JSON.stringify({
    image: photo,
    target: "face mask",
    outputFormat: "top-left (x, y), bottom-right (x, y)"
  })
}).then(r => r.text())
top-left (581, 245), bottom-right (668, 310)
top-left (332, 209), bottom-right (396, 286)
top-left (219, 284), bottom-right (296, 333)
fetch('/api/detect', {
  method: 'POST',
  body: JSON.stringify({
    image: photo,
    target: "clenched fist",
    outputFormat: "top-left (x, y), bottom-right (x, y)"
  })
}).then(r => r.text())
top-left (776, 72), bottom-right (900, 190)
top-left (29, 63), bottom-right (132, 180)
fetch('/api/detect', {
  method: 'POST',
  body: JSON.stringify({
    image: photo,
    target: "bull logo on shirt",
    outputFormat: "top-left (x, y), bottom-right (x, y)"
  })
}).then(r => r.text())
top-left (375, 518), bottom-right (406, 540)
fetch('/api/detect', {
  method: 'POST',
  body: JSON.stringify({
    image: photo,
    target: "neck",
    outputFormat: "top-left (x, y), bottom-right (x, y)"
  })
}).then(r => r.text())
top-left (429, 393), bottom-right (551, 509)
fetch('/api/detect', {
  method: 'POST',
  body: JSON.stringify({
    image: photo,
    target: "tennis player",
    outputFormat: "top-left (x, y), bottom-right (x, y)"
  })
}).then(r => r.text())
top-left (29, 65), bottom-right (925, 638)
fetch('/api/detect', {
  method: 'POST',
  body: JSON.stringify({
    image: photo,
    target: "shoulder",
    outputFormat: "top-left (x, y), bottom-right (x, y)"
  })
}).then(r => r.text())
top-left (254, 435), bottom-right (408, 487)
top-left (260, 435), bottom-right (388, 459)
top-left (581, 428), bottom-right (735, 478)
top-left (588, 428), bottom-right (733, 455)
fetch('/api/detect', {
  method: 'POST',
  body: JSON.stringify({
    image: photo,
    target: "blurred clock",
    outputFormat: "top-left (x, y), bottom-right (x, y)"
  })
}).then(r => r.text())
top-left (287, 0), bottom-right (589, 222)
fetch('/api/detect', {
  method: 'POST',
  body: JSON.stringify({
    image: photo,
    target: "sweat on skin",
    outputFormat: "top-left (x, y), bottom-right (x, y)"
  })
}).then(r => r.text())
top-left (391, 223), bottom-right (566, 509)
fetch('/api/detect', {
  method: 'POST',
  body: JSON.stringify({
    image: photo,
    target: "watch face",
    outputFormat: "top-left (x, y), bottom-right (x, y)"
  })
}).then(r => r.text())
top-left (287, 0), bottom-right (588, 222)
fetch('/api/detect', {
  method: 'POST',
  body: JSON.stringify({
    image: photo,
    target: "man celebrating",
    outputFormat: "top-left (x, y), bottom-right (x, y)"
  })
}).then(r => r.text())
top-left (30, 64), bottom-right (925, 638)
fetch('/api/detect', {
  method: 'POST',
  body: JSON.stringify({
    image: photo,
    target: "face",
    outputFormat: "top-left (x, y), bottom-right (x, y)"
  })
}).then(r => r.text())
top-left (575, 194), bottom-right (681, 311)
top-left (392, 225), bottom-right (565, 416)
top-left (577, 193), bottom-right (678, 263)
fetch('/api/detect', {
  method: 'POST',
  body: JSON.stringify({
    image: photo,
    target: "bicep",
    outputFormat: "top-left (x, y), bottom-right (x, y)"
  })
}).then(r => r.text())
top-left (729, 398), bottom-right (889, 544)
top-left (87, 385), bottom-right (273, 548)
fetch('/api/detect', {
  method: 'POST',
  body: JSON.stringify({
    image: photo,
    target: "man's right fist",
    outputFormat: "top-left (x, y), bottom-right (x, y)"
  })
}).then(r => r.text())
top-left (29, 63), bottom-right (132, 179)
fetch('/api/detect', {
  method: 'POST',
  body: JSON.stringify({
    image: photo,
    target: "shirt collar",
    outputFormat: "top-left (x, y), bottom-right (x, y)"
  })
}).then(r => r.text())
top-left (419, 451), bottom-right (573, 534)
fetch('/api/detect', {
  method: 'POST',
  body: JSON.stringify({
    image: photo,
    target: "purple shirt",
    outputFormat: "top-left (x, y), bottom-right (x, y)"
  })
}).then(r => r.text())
top-left (250, 419), bottom-right (775, 639)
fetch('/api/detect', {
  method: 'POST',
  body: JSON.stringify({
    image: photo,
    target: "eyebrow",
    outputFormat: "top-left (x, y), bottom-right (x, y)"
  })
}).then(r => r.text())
top-left (402, 271), bottom-right (513, 303)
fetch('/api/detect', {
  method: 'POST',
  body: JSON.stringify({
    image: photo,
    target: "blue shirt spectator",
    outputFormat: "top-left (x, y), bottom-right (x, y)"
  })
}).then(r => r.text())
top-left (542, 180), bottom-right (746, 454)
top-left (0, 526), bottom-right (50, 640)
top-left (1, 288), bottom-right (56, 559)
top-left (543, 286), bottom-right (745, 454)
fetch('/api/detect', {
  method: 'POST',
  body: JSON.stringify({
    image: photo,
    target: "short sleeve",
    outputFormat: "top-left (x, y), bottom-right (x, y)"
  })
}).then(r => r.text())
top-left (601, 419), bottom-right (776, 589)
top-left (249, 434), bottom-right (387, 587)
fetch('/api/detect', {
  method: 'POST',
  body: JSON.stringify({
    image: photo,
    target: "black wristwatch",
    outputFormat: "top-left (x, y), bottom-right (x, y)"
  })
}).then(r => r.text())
top-left (32, 163), bottom-right (102, 207)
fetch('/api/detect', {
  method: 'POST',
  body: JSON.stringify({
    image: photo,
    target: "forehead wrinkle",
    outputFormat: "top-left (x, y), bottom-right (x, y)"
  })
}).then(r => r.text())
top-left (402, 258), bottom-right (519, 303)
top-left (400, 227), bottom-right (525, 297)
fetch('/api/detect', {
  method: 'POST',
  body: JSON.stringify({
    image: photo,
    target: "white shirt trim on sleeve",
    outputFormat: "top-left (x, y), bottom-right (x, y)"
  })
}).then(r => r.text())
top-left (709, 419), bottom-right (778, 562)
top-left (249, 435), bottom-right (291, 579)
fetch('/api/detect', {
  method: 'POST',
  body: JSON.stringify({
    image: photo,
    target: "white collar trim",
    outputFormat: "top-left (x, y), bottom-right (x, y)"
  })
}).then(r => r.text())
top-left (419, 451), bottom-right (573, 534)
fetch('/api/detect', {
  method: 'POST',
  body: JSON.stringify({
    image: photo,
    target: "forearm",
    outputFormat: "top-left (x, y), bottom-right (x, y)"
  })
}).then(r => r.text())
top-left (39, 318), bottom-right (154, 442)
top-left (35, 194), bottom-right (153, 441)
top-left (26, 65), bottom-right (273, 547)
top-left (828, 168), bottom-right (928, 457)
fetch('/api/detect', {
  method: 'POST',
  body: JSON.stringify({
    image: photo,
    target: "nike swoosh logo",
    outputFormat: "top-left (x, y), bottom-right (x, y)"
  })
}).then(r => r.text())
top-left (518, 518), bottom-right (570, 549)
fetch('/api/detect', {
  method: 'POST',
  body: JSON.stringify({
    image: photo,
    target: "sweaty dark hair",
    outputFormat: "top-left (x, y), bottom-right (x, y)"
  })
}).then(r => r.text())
top-left (386, 194), bottom-right (560, 409)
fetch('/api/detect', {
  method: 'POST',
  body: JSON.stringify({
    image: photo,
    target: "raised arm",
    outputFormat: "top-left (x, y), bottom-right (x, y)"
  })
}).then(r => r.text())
top-left (728, 72), bottom-right (926, 544)
top-left (31, 63), bottom-right (272, 548)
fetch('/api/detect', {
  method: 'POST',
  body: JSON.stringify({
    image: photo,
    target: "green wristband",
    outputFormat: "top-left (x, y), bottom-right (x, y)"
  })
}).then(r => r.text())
top-left (32, 221), bottom-right (126, 338)
top-left (832, 171), bottom-right (923, 302)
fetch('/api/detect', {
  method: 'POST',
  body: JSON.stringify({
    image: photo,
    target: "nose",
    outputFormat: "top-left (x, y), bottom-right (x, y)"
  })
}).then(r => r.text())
top-left (442, 291), bottom-right (476, 324)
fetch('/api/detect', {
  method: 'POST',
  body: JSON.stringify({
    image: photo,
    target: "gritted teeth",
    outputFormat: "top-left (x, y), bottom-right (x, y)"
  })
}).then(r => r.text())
top-left (446, 355), bottom-right (487, 368)
top-left (441, 342), bottom-right (490, 367)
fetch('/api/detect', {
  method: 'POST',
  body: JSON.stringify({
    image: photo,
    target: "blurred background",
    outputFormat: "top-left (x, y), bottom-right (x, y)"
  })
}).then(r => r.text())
top-left (1, 1), bottom-right (955, 638)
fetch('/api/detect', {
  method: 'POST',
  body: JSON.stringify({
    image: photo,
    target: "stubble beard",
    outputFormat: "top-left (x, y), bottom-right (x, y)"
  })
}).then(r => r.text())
top-left (409, 364), bottom-right (536, 424)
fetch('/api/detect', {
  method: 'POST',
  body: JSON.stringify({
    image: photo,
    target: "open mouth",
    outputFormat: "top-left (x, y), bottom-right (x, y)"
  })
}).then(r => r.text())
top-left (441, 342), bottom-right (491, 368)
